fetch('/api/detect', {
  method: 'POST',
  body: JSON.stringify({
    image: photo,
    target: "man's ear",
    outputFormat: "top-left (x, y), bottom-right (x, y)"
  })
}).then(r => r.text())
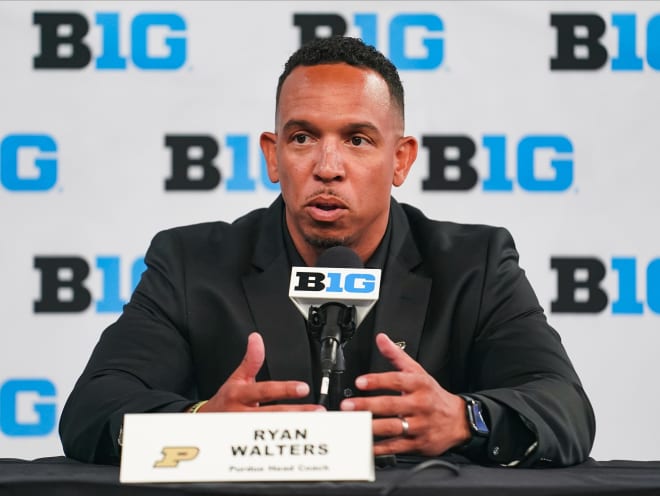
top-left (260, 132), bottom-right (279, 183)
top-left (392, 135), bottom-right (418, 187)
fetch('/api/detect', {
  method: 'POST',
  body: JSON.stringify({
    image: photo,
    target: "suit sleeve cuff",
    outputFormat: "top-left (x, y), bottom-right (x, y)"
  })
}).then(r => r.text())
top-left (101, 399), bottom-right (196, 464)
top-left (472, 394), bottom-right (538, 466)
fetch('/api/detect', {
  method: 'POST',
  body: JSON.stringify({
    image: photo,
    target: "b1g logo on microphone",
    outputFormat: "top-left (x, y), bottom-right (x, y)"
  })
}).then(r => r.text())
top-left (293, 13), bottom-right (444, 70)
top-left (551, 13), bottom-right (660, 71)
top-left (421, 134), bottom-right (574, 192)
top-left (551, 256), bottom-right (660, 314)
top-left (1, 134), bottom-right (57, 192)
top-left (0, 379), bottom-right (56, 437)
top-left (292, 268), bottom-right (380, 296)
top-left (33, 11), bottom-right (187, 70)
top-left (33, 255), bottom-right (145, 313)
top-left (164, 134), bottom-right (279, 192)
top-left (289, 267), bottom-right (382, 325)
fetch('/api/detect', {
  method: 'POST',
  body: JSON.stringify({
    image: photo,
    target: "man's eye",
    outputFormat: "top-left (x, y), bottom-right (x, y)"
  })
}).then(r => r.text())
top-left (294, 134), bottom-right (308, 144)
top-left (351, 136), bottom-right (364, 146)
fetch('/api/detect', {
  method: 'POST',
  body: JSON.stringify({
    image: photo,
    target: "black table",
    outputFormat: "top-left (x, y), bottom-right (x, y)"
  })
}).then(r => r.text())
top-left (2, 457), bottom-right (660, 496)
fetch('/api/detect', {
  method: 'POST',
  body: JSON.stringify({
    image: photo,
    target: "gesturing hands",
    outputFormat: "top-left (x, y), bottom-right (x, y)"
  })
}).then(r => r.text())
top-left (194, 331), bottom-right (468, 457)
top-left (196, 332), bottom-right (324, 413)
top-left (340, 333), bottom-right (471, 456)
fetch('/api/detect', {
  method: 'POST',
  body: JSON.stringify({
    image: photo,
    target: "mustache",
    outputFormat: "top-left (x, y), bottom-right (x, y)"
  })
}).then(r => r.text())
top-left (304, 189), bottom-right (349, 204)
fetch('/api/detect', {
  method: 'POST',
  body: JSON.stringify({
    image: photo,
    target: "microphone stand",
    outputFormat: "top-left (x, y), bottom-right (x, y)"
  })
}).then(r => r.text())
top-left (329, 348), bottom-right (346, 411)
top-left (307, 302), bottom-right (356, 409)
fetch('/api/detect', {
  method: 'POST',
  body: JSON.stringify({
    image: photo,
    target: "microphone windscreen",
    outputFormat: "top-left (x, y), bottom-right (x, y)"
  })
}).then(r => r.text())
top-left (316, 246), bottom-right (363, 268)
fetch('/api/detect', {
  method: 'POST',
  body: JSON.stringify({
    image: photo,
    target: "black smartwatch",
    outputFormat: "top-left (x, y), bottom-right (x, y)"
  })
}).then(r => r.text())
top-left (456, 394), bottom-right (490, 454)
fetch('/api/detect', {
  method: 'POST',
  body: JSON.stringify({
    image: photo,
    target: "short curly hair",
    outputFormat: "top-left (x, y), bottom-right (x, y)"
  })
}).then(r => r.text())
top-left (276, 36), bottom-right (404, 119)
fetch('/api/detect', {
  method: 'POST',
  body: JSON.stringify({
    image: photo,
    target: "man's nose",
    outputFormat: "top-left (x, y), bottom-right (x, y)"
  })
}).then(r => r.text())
top-left (313, 141), bottom-right (345, 182)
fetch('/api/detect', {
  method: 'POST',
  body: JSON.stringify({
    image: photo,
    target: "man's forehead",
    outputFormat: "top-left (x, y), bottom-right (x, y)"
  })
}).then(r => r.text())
top-left (288, 63), bottom-right (375, 79)
top-left (280, 63), bottom-right (386, 96)
top-left (276, 63), bottom-right (401, 125)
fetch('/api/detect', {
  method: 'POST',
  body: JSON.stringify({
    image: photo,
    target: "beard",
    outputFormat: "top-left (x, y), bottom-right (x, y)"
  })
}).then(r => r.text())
top-left (303, 233), bottom-right (349, 251)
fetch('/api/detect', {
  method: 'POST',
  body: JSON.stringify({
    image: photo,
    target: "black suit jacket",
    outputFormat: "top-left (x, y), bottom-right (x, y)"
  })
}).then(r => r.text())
top-left (59, 196), bottom-right (595, 466)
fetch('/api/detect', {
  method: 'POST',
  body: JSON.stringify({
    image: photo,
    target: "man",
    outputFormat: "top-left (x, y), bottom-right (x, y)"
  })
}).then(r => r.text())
top-left (59, 37), bottom-right (595, 467)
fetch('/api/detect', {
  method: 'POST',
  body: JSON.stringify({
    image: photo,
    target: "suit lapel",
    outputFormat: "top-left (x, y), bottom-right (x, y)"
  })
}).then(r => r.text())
top-left (241, 197), bottom-right (313, 399)
top-left (371, 201), bottom-right (431, 373)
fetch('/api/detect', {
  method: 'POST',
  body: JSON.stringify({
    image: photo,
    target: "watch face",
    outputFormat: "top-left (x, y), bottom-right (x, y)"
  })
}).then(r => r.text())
top-left (469, 402), bottom-right (490, 436)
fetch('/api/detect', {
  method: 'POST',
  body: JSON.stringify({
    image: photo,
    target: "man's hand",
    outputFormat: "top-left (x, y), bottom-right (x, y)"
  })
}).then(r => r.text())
top-left (340, 333), bottom-right (471, 456)
top-left (196, 332), bottom-right (324, 413)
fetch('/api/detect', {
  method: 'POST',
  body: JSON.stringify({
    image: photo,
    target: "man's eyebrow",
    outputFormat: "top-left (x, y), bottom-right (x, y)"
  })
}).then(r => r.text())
top-left (281, 120), bottom-right (383, 137)
top-left (341, 122), bottom-right (381, 135)
top-left (282, 119), bottom-right (318, 133)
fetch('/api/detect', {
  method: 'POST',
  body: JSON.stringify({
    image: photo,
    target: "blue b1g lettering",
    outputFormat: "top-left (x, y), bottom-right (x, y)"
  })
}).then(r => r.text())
top-left (33, 11), bottom-right (187, 70)
top-left (293, 13), bottom-right (444, 70)
top-left (0, 379), bottom-right (56, 437)
top-left (1, 134), bottom-right (57, 192)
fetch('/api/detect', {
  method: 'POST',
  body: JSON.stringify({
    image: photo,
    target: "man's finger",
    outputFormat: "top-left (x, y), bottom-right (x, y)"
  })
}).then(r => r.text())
top-left (340, 395), bottom-right (412, 417)
top-left (373, 438), bottom-right (415, 457)
top-left (231, 332), bottom-right (265, 381)
top-left (375, 333), bottom-right (425, 373)
top-left (239, 381), bottom-right (311, 404)
top-left (372, 417), bottom-right (416, 439)
top-left (353, 371), bottom-right (421, 394)
top-left (259, 404), bottom-right (326, 412)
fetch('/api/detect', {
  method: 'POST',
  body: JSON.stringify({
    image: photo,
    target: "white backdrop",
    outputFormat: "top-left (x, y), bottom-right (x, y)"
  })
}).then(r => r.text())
top-left (1, 1), bottom-right (659, 461)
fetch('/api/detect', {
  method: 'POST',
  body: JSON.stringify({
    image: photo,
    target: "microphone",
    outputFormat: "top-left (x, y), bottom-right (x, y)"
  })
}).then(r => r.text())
top-left (310, 247), bottom-right (361, 392)
top-left (288, 247), bottom-right (381, 407)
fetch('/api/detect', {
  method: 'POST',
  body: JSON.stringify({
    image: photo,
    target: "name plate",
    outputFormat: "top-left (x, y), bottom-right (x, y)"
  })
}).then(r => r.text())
top-left (119, 411), bottom-right (374, 483)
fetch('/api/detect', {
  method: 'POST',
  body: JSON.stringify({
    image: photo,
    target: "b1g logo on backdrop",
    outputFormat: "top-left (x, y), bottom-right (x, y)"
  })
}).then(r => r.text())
top-left (420, 134), bottom-right (574, 192)
top-left (164, 134), bottom-right (280, 192)
top-left (0, 134), bottom-right (57, 192)
top-left (551, 256), bottom-right (660, 314)
top-left (551, 12), bottom-right (660, 70)
top-left (33, 11), bottom-right (187, 70)
top-left (293, 13), bottom-right (444, 70)
top-left (33, 255), bottom-right (145, 313)
top-left (0, 379), bottom-right (56, 437)
top-left (163, 133), bottom-right (575, 193)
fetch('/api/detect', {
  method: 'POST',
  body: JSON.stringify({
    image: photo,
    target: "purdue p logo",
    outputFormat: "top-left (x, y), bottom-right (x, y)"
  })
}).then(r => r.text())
top-left (154, 447), bottom-right (200, 467)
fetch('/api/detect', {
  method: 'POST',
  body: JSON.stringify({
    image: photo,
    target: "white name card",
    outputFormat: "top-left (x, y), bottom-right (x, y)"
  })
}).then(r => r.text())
top-left (119, 411), bottom-right (374, 483)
